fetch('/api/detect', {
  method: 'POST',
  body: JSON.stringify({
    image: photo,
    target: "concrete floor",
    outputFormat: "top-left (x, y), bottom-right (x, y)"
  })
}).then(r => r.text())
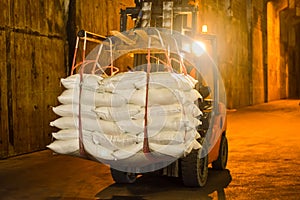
top-left (0, 100), bottom-right (300, 200)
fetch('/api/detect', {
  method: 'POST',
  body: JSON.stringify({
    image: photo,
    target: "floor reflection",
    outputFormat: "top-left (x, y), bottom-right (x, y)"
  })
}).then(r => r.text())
top-left (96, 169), bottom-right (232, 200)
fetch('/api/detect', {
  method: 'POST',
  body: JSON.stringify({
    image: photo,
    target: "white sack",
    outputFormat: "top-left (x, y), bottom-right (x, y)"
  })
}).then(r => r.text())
top-left (149, 143), bottom-right (185, 157)
top-left (47, 139), bottom-right (79, 155)
top-left (129, 88), bottom-right (181, 106)
top-left (98, 120), bottom-right (125, 135)
top-left (100, 71), bottom-right (146, 91)
top-left (93, 104), bottom-right (141, 121)
top-left (57, 89), bottom-right (127, 107)
top-left (110, 88), bottom-right (137, 102)
top-left (134, 72), bottom-right (198, 91)
top-left (183, 102), bottom-right (202, 117)
top-left (150, 138), bottom-right (201, 158)
top-left (129, 88), bottom-right (201, 106)
top-left (184, 139), bottom-right (202, 155)
top-left (50, 71), bottom-right (203, 160)
top-left (90, 131), bottom-right (140, 151)
top-left (52, 129), bottom-right (79, 140)
top-left (132, 103), bottom-right (201, 119)
top-left (52, 104), bottom-right (96, 118)
top-left (146, 129), bottom-right (199, 145)
top-left (61, 74), bottom-right (103, 90)
top-left (147, 130), bottom-right (184, 145)
top-left (116, 119), bottom-right (144, 134)
top-left (82, 134), bottom-right (115, 160)
top-left (50, 117), bottom-right (123, 135)
top-left (184, 128), bottom-right (201, 142)
top-left (115, 114), bottom-right (201, 136)
top-left (132, 104), bottom-right (181, 119)
top-left (112, 143), bottom-right (143, 160)
top-left (50, 116), bottom-right (79, 129)
top-left (184, 89), bottom-right (202, 103)
top-left (147, 114), bottom-right (201, 133)
top-left (49, 115), bottom-right (198, 136)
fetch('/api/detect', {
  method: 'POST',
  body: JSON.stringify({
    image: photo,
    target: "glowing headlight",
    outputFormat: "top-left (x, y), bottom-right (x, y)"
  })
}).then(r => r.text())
top-left (192, 41), bottom-right (206, 57)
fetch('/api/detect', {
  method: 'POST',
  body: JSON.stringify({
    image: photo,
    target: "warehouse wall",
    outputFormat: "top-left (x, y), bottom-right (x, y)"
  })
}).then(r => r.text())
top-left (0, 0), bottom-right (68, 158)
top-left (267, 1), bottom-right (288, 101)
top-left (0, 0), bottom-right (134, 158)
top-left (76, 0), bottom-right (134, 35)
top-left (199, 0), bottom-right (251, 108)
top-left (66, 0), bottom-right (135, 73)
top-left (201, 0), bottom-right (277, 108)
top-left (252, 0), bottom-right (266, 105)
top-left (201, 0), bottom-right (297, 108)
top-left (292, 24), bottom-right (300, 98)
top-left (280, 1), bottom-right (300, 99)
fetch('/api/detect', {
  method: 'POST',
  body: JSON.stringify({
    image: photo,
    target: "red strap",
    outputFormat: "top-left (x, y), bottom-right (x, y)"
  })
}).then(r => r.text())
top-left (143, 47), bottom-right (151, 153)
top-left (71, 37), bottom-right (79, 75)
top-left (78, 66), bottom-right (86, 156)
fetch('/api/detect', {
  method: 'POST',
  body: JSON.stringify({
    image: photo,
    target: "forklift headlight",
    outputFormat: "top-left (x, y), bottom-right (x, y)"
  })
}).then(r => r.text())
top-left (192, 41), bottom-right (206, 57)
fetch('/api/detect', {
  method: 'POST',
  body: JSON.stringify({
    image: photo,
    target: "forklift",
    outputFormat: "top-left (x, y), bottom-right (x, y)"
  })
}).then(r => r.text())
top-left (72, 0), bottom-right (228, 187)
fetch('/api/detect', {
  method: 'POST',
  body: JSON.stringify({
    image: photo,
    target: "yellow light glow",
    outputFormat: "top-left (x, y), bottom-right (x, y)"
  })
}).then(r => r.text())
top-left (202, 24), bottom-right (208, 33)
top-left (192, 41), bottom-right (206, 57)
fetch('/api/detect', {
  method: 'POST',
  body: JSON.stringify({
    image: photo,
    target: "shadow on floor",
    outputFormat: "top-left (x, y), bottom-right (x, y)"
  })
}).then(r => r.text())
top-left (96, 169), bottom-right (232, 200)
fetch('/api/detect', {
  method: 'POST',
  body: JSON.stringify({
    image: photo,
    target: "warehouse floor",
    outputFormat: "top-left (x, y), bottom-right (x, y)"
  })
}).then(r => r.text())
top-left (1, 100), bottom-right (300, 200)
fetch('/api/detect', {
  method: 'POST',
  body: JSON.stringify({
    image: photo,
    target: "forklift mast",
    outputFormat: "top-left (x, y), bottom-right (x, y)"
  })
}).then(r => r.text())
top-left (119, 0), bottom-right (220, 115)
top-left (120, 0), bottom-right (198, 36)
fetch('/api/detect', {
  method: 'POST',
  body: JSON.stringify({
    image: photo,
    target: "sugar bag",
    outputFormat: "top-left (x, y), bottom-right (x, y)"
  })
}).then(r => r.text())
top-left (90, 131), bottom-right (140, 151)
top-left (93, 104), bottom-right (141, 121)
top-left (47, 139), bottom-right (79, 155)
top-left (57, 89), bottom-right (127, 107)
top-left (100, 71), bottom-right (146, 91)
top-left (52, 104), bottom-right (96, 118)
top-left (132, 104), bottom-right (182, 119)
top-left (52, 129), bottom-right (79, 140)
top-left (149, 143), bottom-right (185, 158)
top-left (82, 135), bottom-right (115, 160)
top-left (134, 72), bottom-right (198, 90)
top-left (61, 74), bottom-right (103, 90)
top-left (112, 143), bottom-right (143, 160)
top-left (129, 88), bottom-right (182, 106)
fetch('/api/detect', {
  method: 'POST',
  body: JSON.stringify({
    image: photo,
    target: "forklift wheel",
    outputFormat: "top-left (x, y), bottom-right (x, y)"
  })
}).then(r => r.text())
top-left (110, 168), bottom-right (137, 183)
top-left (212, 134), bottom-right (228, 170)
top-left (181, 149), bottom-right (208, 187)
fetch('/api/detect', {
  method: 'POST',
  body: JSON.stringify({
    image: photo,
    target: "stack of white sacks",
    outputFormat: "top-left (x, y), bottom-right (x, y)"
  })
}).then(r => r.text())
top-left (48, 71), bottom-right (203, 161)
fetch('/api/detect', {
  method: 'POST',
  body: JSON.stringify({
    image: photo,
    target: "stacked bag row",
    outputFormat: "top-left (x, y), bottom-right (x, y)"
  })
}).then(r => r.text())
top-left (48, 71), bottom-right (203, 161)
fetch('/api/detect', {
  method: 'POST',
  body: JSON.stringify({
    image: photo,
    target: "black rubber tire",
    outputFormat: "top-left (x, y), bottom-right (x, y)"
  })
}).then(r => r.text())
top-left (110, 168), bottom-right (137, 183)
top-left (181, 149), bottom-right (208, 187)
top-left (212, 134), bottom-right (228, 170)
